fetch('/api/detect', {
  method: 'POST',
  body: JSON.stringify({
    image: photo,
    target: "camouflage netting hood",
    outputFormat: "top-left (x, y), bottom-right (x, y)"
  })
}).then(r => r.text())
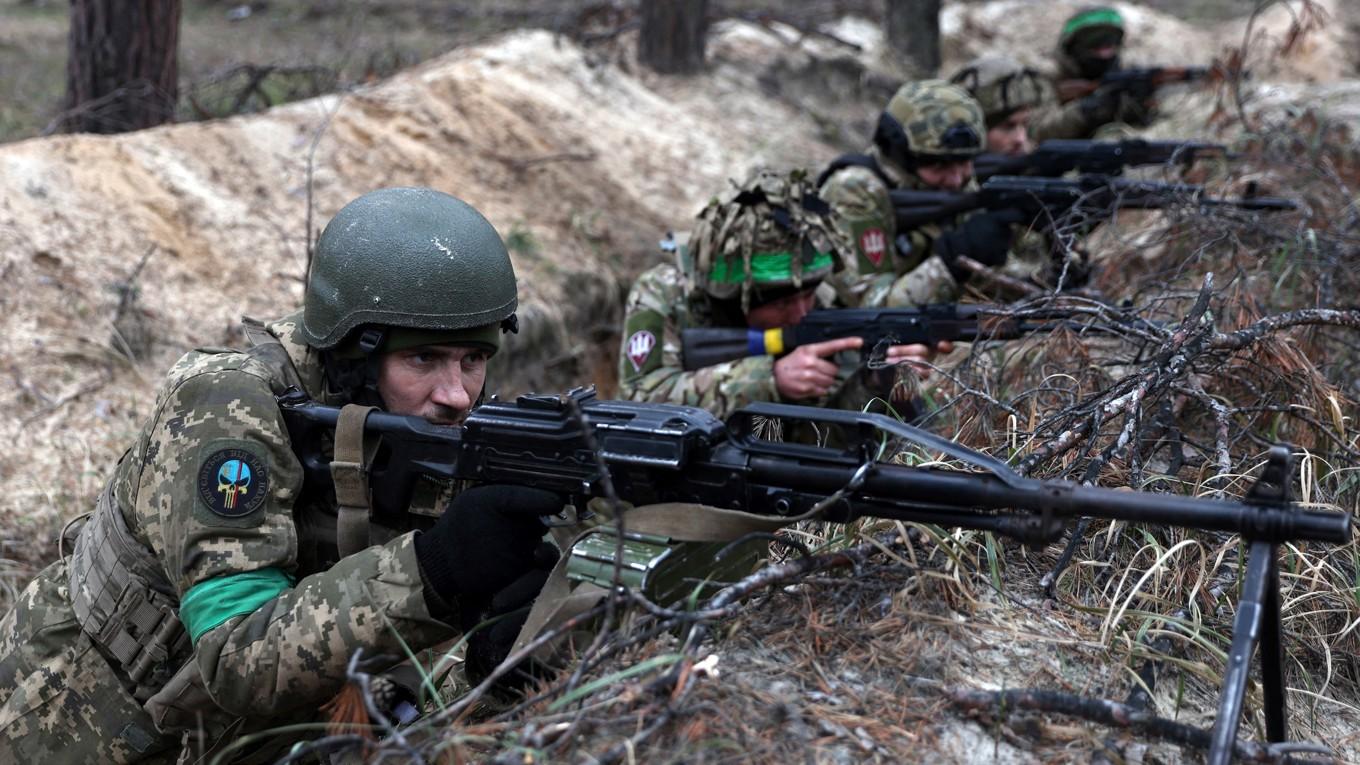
top-left (949, 55), bottom-right (1048, 128)
top-left (688, 169), bottom-right (848, 312)
top-left (873, 80), bottom-right (985, 171)
top-left (1057, 6), bottom-right (1126, 80)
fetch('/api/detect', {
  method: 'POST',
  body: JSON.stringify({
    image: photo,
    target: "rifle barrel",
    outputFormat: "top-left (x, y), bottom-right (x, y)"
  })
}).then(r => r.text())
top-left (748, 456), bottom-right (1350, 544)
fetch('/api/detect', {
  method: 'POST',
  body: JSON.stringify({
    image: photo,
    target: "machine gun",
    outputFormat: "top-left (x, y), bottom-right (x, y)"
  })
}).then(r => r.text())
top-left (891, 174), bottom-right (1295, 232)
top-left (278, 388), bottom-right (1348, 765)
top-left (679, 303), bottom-right (1148, 371)
top-left (1056, 65), bottom-right (1212, 103)
top-left (973, 138), bottom-right (1226, 182)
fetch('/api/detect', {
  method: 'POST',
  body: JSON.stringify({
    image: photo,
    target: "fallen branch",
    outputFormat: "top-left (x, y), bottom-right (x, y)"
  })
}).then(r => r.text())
top-left (940, 685), bottom-right (1335, 764)
top-left (1210, 309), bottom-right (1360, 350)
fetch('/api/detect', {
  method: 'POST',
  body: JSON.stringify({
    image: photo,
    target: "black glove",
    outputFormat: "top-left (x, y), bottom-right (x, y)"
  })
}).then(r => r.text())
top-left (1078, 87), bottom-right (1121, 125)
top-left (932, 209), bottom-right (1020, 282)
top-left (414, 484), bottom-right (563, 617)
top-left (464, 542), bottom-right (560, 688)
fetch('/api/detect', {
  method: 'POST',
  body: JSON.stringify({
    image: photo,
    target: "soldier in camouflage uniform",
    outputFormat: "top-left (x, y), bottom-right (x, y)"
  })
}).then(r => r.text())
top-left (0, 188), bottom-right (562, 763)
top-left (619, 170), bottom-right (943, 422)
top-left (948, 56), bottom-right (1074, 287)
top-left (949, 55), bottom-right (1048, 157)
top-left (1030, 6), bottom-right (1155, 141)
top-left (817, 80), bottom-right (1017, 308)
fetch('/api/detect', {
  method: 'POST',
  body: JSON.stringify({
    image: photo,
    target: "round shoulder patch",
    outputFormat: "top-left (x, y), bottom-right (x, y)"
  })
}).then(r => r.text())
top-left (197, 448), bottom-right (269, 518)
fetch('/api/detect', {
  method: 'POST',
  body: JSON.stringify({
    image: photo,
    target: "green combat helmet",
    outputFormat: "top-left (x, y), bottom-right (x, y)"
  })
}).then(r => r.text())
top-left (949, 55), bottom-right (1047, 128)
top-left (302, 186), bottom-right (519, 397)
top-left (874, 80), bottom-right (985, 171)
top-left (688, 169), bottom-right (845, 313)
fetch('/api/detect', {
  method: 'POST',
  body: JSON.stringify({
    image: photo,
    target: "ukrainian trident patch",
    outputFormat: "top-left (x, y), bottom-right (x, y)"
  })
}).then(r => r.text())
top-left (627, 330), bottom-right (657, 372)
top-left (197, 447), bottom-right (269, 518)
top-left (621, 308), bottom-right (663, 381)
top-left (859, 227), bottom-right (887, 268)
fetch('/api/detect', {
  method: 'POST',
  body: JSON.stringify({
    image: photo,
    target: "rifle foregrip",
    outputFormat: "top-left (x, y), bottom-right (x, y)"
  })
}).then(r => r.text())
top-left (681, 327), bottom-right (790, 371)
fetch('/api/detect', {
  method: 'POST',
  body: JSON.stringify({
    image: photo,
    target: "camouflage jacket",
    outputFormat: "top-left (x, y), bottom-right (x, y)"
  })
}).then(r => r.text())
top-left (0, 311), bottom-right (458, 763)
top-left (618, 262), bottom-right (911, 421)
top-left (817, 146), bottom-right (963, 308)
top-left (1030, 53), bottom-right (1154, 141)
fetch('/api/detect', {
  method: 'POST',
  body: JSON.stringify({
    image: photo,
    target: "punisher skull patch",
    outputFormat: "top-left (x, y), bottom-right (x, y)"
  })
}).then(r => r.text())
top-left (197, 447), bottom-right (269, 518)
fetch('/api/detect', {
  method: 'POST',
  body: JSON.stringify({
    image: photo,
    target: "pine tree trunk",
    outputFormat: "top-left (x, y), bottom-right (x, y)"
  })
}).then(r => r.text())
top-left (638, 0), bottom-right (708, 75)
top-left (63, 0), bottom-right (181, 134)
top-left (884, 0), bottom-right (941, 78)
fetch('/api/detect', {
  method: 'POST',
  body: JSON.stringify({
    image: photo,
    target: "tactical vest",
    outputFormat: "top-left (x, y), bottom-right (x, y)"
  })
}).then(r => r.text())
top-left (66, 319), bottom-right (311, 701)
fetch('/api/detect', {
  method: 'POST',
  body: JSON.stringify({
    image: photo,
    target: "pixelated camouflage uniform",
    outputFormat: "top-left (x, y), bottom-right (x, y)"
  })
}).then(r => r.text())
top-left (0, 312), bottom-right (458, 764)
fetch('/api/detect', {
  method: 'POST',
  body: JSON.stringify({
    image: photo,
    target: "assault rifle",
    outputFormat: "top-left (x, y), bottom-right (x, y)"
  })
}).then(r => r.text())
top-left (973, 138), bottom-right (1226, 183)
top-left (679, 304), bottom-right (1147, 371)
top-left (892, 174), bottom-right (1295, 232)
top-left (1056, 65), bottom-right (1212, 103)
top-left (277, 388), bottom-right (1349, 765)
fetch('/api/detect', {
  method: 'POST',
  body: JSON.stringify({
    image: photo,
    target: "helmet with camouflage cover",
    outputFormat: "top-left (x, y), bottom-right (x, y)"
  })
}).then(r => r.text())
top-left (949, 55), bottom-right (1046, 128)
top-left (873, 80), bottom-right (985, 170)
top-left (303, 187), bottom-right (518, 355)
top-left (689, 169), bottom-right (846, 312)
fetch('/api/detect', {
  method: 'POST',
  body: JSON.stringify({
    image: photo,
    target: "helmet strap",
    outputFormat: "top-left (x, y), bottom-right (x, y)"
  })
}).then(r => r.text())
top-left (322, 327), bottom-right (389, 407)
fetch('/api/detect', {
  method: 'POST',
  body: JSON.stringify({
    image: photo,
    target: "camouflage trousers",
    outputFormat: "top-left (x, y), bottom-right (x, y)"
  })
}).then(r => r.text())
top-left (0, 559), bottom-right (181, 764)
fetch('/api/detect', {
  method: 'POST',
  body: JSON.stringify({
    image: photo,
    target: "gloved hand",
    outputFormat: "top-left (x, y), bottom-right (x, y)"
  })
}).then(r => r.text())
top-left (1078, 86), bottom-right (1121, 125)
top-left (414, 484), bottom-right (563, 616)
top-left (464, 542), bottom-right (560, 688)
top-left (932, 209), bottom-right (1021, 282)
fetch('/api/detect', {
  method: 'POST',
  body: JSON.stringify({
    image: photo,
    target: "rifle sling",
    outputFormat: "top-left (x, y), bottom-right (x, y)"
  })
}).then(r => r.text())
top-left (332, 404), bottom-right (379, 558)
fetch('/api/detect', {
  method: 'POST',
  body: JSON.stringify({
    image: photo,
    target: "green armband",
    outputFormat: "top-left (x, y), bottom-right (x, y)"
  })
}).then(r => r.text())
top-left (180, 568), bottom-right (295, 643)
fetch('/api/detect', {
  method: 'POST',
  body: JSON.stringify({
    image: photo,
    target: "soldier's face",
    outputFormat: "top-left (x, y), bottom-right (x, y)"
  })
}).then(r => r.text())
top-left (987, 109), bottom-right (1032, 156)
top-left (916, 159), bottom-right (973, 191)
top-left (377, 344), bottom-right (488, 425)
top-left (745, 287), bottom-right (819, 330)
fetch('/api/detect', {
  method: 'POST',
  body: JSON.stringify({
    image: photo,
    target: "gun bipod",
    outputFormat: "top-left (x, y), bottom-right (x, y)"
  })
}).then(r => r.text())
top-left (1207, 445), bottom-right (1293, 765)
